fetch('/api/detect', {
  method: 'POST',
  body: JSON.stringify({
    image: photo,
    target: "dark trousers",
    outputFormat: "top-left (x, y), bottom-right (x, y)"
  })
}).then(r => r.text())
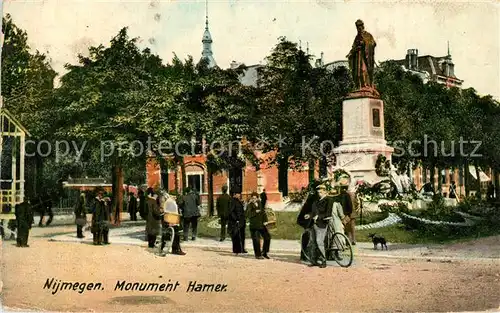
top-left (219, 216), bottom-right (228, 240)
top-left (231, 225), bottom-right (246, 253)
top-left (93, 227), bottom-right (109, 245)
top-left (16, 225), bottom-right (30, 246)
top-left (113, 209), bottom-right (120, 224)
top-left (39, 209), bottom-right (53, 226)
top-left (77, 225), bottom-right (84, 238)
top-left (250, 227), bottom-right (271, 257)
top-left (93, 231), bottom-right (101, 244)
top-left (183, 216), bottom-right (199, 240)
top-left (129, 210), bottom-right (137, 221)
top-left (147, 234), bottom-right (157, 248)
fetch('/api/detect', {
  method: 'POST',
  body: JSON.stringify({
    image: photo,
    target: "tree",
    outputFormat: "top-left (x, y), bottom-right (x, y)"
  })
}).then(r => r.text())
top-left (50, 28), bottom-right (165, 221)
top-left (256, 37), bottom-right (349, 191)
top-left (1, 14), bottom-right (58, 199)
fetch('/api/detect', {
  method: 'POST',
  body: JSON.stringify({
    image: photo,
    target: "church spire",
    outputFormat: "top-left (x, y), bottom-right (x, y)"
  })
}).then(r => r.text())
top-left (201, 0), bottom-right (217, 68)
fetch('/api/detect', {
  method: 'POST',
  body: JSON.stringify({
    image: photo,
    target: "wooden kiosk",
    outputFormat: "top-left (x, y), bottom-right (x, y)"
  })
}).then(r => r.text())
top-left (0, 103), bottom-right (30, 237)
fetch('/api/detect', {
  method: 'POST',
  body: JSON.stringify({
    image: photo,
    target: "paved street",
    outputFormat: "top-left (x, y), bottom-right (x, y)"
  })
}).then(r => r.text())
top-left (1, 224), bottom-right (499, 312)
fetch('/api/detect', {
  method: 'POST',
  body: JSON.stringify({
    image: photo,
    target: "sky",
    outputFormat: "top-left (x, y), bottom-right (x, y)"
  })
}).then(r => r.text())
top-left (4, 0), bottom-right (500, 99)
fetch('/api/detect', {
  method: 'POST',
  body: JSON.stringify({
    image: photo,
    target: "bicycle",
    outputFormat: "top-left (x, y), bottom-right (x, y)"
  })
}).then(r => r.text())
top-left (300, 222), bottom-right (353, 268)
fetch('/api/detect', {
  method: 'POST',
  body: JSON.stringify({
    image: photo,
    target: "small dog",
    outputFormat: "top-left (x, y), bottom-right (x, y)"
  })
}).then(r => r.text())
top-left (368, 233), bottom-right (388, 250)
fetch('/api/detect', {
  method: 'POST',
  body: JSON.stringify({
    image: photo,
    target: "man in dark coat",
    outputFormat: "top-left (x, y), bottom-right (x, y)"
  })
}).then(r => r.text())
top-left (216, 185), bottom-right (231, 241)
top-left (182, 188), bottom-right (201, 241)
top-left (91, 190), bottom-right (111, 245)
top-left (338, 186), bottom-right (356, 245)
top-left (128, 192), bottom-right (138, 221)
top-left (297, 190), bottom-right (318, 261)
top-left (309, 184), bottom-right (334, 268)
top-left (260, 189), bottom-right (268, 209)
top-left (138, 189), bottom-right (147, 220)
top-left (15, 199), bottom-right (33, 247)
top-left (228, 192), bottom-right (247, 254)
top-left (74, 192), bottom-right (87, 238)
top-left (247, 192), bottom-right (271, 259)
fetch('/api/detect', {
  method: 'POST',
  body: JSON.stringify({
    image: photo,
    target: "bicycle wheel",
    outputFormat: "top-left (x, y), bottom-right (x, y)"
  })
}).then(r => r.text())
top-left (328, 231), bottom-right (353, 268)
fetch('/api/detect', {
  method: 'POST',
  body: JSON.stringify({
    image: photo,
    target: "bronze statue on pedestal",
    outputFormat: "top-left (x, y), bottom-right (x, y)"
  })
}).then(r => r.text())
top-left (346, 19), bottom-right (380, 98)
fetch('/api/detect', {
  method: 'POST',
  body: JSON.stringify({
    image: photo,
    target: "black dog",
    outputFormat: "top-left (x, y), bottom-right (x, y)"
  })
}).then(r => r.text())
top-left (368, 233), bottom-right (388, 250)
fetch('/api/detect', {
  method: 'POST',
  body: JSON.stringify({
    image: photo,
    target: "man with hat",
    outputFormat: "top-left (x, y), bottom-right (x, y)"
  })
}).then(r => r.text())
top-left (306, 183), bottom-right (333, 267)
top-left (15, 198), bottom-right (34, 247)
top-left (307, 180), bottom-right (345, 268)
top-left (246, 191), bottom-right (271, 259)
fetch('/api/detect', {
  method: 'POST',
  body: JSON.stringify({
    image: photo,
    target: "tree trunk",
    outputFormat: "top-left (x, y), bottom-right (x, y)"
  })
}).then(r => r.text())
top-left (159, 157), bottom-right (169, 191)
top-left (180, 156), bottom-right (186, 192)
top-left (111, 165), bottom-right (117, 223)
top-left (208, 166), bottom-right (214, 217)
top-left (430, 165), bottom-right (435, 192)
top-left (111, 163), bottom-right (124, 225)
top-left (494, 168), bottom-right (500, 200)
top-left (474, 164), bottom-right (481, 199)
top-left (174, 160), bottom-right (179, 193)
top-left (464, 160), bottom-right (470, 197)
top-left (278, 153), bottom-right (288, 197)
top-left (437, 167), bottom-right (443, 195)
top-left (422, 164), bottom-right (427, 184)
top-left (308, 158), bottom-right (316, 184)
top-left (319, 156), bottom-right (328, 179)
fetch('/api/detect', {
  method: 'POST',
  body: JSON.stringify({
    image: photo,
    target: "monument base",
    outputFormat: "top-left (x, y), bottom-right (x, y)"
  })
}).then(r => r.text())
top-left (333, 143), bottom-right (394, 184)
top-left (332, 96), bottom-right (394, 185)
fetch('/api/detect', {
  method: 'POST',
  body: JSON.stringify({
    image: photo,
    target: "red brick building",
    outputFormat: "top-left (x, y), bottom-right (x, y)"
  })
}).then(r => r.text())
top-left (146, 151), bottom-right (316, 205)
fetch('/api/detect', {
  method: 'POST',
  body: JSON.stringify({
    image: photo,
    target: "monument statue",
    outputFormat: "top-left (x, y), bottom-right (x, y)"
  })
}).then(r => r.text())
top-left (346, 19), bottom-right (379, 98)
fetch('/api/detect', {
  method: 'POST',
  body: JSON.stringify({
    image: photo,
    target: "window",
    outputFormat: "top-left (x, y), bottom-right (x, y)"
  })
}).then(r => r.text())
top-left (187, 174), bottom-right (204, 193)
top-left (458, 169), bottom-right (464, 185)
top-left (441, 169), bottom-right (446, 184)
top-left (372, 108), bottom-right (381, 127)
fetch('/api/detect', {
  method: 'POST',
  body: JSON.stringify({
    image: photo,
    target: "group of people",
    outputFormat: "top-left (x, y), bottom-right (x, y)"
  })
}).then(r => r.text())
top-left (73, 186), bottom-right (200, 254)
top-left (144, 188), bottom-right (186, 256)
top-left (216, 186), bottom-right (272, 259)
top-left (297, 180), bottom-right (358, 268)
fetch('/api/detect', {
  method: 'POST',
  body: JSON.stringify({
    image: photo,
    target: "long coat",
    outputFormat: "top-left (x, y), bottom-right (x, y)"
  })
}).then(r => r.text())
top-left (146, 196), bottom-right (163, 236)
top-left (74, 193), bottom-right (87, 226)
top-left (312, 196), bottom-right (345, 232)
top-left (91, 197), bottom-right (111, 233)
top-left (311, 196), bottom-right (334, 229)
top-left (216, 193), bottom-right (231, 218)
top-left (246, 201), bottom-right (267, 230)
top-left (297, 192), bottom-right (318, 229)
top-left (15, 201), bottom-right (33, 230)
top-left (182, 192), bottom-right (200, 218)
top-left (138, 192), bottom-right (147, 220)
top-left (128, 195), bottom-right (138, 213)
top-left (228, 197), bottom-right (245, 234)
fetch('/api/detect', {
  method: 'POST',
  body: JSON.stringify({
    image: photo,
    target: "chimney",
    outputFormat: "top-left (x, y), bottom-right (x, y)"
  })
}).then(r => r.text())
top-left (406, 49), bottom-right (418, 70)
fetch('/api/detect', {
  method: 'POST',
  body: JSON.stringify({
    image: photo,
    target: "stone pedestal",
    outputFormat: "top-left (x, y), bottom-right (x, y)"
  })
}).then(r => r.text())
top-left (333, 96), bottom-right (394, 184)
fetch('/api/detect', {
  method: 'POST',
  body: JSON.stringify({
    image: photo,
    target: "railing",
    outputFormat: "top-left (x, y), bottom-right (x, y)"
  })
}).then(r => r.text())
top-left (65, 178), bottom-right (109, 185)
